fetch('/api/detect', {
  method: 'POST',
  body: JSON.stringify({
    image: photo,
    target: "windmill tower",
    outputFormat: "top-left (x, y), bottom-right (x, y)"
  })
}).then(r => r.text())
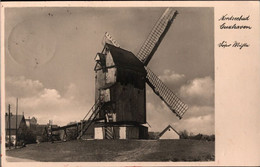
top-left (77, 8), bottom-right (188, 140)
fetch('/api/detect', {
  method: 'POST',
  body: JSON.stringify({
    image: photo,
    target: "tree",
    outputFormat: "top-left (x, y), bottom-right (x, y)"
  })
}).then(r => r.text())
top-left (17, 127), bottom-right (36, 144)
top-left (179, 130), bottom-right (189, 139)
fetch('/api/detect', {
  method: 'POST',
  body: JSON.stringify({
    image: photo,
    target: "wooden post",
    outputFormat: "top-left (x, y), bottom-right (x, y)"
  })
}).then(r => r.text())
top-left (15, 98), bottom-right (18, 148)
top-left (63, 129), bottom-right (67, 141)
top-left (80, 120), bottom-right (83, 137)
top-left (50, 125), bottom-right (53, 143)
top-left (76, 123), bottom-right (79, 136)
top-left (8, 104), bottom-right (11, 149)
top-left (45, 127), bottom-right (49, 141)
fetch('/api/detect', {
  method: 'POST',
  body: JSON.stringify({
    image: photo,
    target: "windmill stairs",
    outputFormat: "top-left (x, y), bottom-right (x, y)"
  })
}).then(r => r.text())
top-left (77, 100), bottom-right (115, 140)
top-left (77, 98), bottom-right (104, 139)
top-left (50, 98), bottom-right (104, 141)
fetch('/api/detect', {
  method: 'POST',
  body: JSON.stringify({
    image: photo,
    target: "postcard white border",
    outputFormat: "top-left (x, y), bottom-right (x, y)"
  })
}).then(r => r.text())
top-left (1, 1), bottom-right (260, 166)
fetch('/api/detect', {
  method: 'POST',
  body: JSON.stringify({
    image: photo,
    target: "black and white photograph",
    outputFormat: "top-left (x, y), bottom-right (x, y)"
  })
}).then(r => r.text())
top-left (4, 5), bottom-right (214, 162)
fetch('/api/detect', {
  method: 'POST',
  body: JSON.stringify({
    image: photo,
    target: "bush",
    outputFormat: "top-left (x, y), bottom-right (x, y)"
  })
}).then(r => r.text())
top-left (209, 135), bottom-right (215, 141)
top-left (179, 130), bottom-right (215, 141)
top-left (66, 128), bottom-right (78, 140)
top-left (179, 130), bottom-right (189, 139)
top-left (18, 127), bottom-right (36, 144)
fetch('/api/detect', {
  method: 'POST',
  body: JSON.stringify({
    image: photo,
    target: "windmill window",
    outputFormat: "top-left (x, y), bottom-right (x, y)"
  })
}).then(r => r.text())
top-left (168, 129), bottom-right (171, 131)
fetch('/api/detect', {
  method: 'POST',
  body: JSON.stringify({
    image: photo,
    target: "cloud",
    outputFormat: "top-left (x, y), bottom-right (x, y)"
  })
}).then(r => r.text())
top-left (183, 105), bottom-right (214, 118)
top-left (172, 114), bottom-right (214, 135)
top-left (159, 69), bottom-right (185, 83)
top-left (179, 76), bottom-right (214, 106)
top-left (63, 83), bottom-right (78, 100)
top-left (5, 76), bottom-right (91, 126)
top-left (158, 69), bottom-right (186, 90)
top-left (6, 76), bottom-right (44, 98)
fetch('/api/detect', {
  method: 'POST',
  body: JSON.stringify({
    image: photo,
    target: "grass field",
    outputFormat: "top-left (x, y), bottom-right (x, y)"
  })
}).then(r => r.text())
top-left (6, 139), bottom-right (215, 162)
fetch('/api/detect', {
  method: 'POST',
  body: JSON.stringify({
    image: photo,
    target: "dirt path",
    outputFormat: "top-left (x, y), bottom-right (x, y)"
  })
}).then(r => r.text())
top-left (114, 140), bottom-right (158, 161)
top-left (6, 156), bottom-right (37, 162)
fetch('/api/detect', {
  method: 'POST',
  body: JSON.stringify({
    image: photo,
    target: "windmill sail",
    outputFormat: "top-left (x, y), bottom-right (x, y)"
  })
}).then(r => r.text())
top-left (102, 32), bottom-right (120, 47)
top-left (137, 8), bottom-right (178, 65)
top-left (145, 67), bottom-right (188, 119)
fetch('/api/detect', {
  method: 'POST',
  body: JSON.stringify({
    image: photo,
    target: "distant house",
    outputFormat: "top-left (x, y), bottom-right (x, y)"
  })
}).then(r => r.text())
top-left (5, 113), bottom-right (27, 145)
top-left (25, 116), bottom-right (38, 130)
top-left (158, 125), bottom-right (180, 140)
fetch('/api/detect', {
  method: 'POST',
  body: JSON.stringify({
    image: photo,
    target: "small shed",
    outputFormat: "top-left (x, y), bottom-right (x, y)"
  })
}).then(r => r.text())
top-left (158, 125), bottom-right (180, 139)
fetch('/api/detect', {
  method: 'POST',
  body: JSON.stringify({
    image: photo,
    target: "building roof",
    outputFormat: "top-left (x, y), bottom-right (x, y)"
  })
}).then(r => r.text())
top-left (106, 43), bottom-right (146, 74)
top-left (25, 117), bottom-right (37, 124)
top-left (5, 114), bottom-right (25, 129)
top-left (158, 125), bottom-right (180, 138)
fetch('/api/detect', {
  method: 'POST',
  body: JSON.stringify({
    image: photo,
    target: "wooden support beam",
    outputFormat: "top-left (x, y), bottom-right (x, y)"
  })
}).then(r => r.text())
top-left (8, 104), bottom-right (11, 149)
top-left (63, 129), bottom-right (67, 141)
top-left (76, 123), bottom-right (79, 137)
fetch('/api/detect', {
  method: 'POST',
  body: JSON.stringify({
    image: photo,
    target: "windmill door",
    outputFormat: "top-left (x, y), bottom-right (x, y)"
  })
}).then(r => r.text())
top-left (100, 88), bottom-right (110, 102)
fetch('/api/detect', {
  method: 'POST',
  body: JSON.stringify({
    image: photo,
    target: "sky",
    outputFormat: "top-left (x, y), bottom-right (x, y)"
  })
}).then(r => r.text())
top-left (5, 7), bottom-right (214, 135)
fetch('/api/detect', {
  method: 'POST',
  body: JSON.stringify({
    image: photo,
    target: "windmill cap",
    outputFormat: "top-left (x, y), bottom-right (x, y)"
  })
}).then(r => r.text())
top-left (105, 43), bottom-right (146, 74)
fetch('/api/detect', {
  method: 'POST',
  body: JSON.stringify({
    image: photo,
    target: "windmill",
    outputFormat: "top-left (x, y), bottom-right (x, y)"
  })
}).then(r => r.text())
top-left (51, 8), bottom-right (188, 140)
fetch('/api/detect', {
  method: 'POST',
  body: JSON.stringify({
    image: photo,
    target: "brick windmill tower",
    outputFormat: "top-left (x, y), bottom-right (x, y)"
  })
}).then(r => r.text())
top-left (77, 8), bottom-right (188, 140)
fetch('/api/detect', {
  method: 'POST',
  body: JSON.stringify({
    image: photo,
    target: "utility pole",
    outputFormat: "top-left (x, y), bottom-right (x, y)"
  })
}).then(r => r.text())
top-left (8, 104), bottom-right (11, 149)
top-left (15, 98), bottom-right (18, 148)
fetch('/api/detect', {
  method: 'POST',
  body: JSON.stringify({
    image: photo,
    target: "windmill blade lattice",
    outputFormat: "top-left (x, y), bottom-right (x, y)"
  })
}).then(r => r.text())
top-left (145, 67), bottom-right (188, 119)
top-left (137, 8), bottom-right (178, 65)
